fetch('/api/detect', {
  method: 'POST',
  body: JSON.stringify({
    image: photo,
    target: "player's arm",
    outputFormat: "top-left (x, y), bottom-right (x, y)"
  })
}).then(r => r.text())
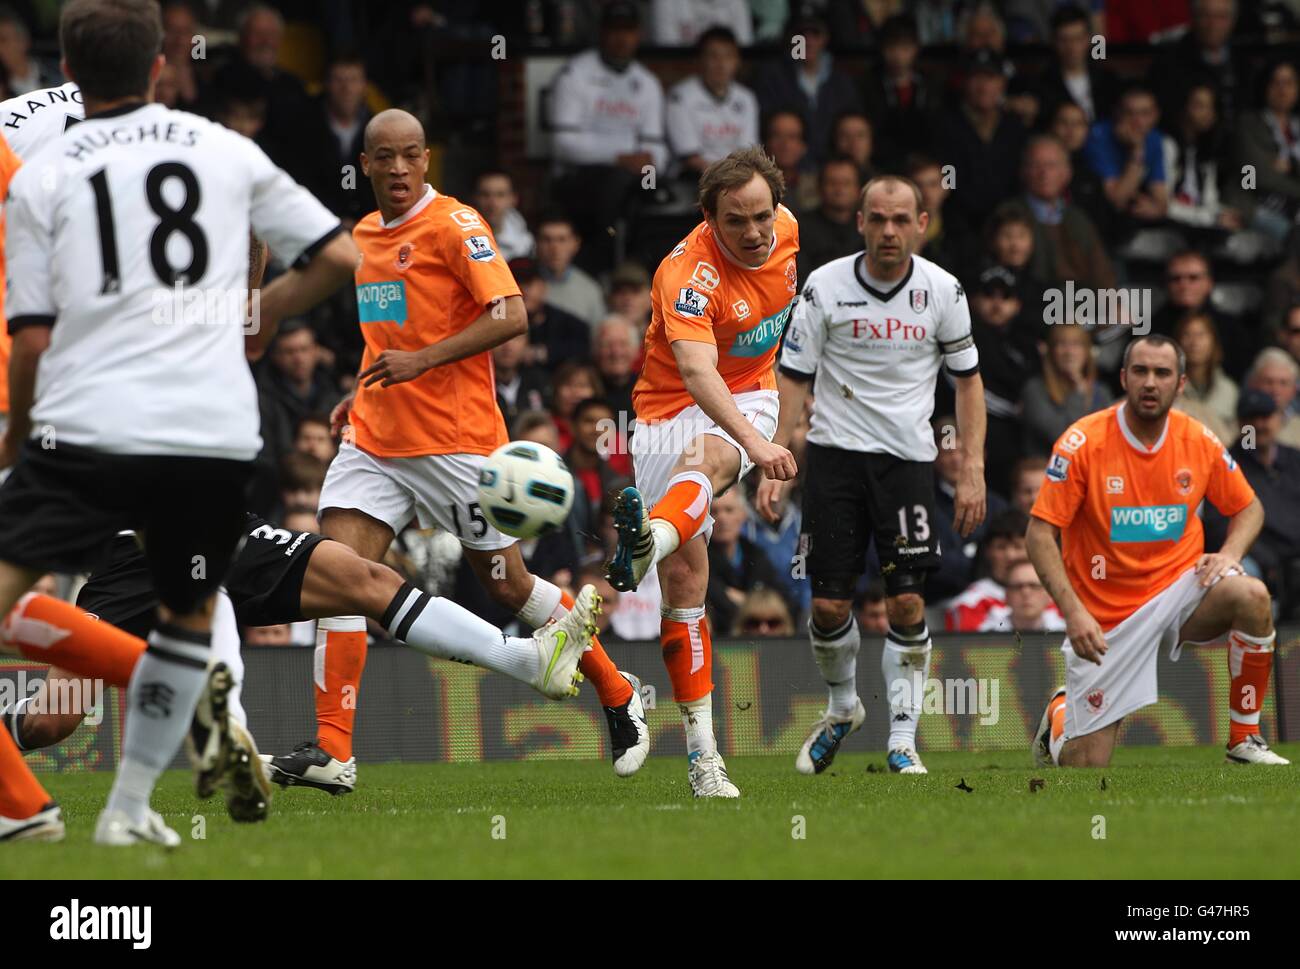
top-left (672, 338), bottom-right (795, 480)
top-left (952, 371), bottom-right (987, 537)
top-left (359, 295), bottom-right (527, 388)
top-left (1196, 494), bottom-right (1265, 588)
top-left (248, 231), bottom-right (359, 361)
top-left (755, 368), bottom-right (811, 521)
top-left (1026, 515), bottom-right (1107, 664)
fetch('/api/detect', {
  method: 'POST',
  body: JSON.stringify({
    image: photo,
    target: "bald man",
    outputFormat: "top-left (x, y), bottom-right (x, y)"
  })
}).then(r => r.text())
top-left (263, 111), bottom-right (650, 792)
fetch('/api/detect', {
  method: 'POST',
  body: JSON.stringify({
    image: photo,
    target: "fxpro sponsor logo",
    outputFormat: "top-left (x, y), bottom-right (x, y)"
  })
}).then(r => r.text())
top-left (1109, 503), bottom-right (1187, 543)
top-left (50, 899), bottom-right (151, 949)
top-left (356, 280), bottom-right (407, 326)
top-left (729, 302), bottom-right (792, 357)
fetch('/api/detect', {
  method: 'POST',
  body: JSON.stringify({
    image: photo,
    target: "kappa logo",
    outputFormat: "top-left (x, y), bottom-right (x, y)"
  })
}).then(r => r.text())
top-left (1106, 475), bottom-right (1124, 494)
top-left (690, 260), bottom-right (720, 291)
top-left (450, 208), bottom-right (483, 230)
top-left (675, 286), bottom-right (709, 317)
top-left (910, 288), bottom-right (928, 312)
top-left (1087, 689), bottom-right (1105, 711)
top-left (1175, 468), bottom-right (1193, 496)
top-left (732, 298), bottom-right (751, 321)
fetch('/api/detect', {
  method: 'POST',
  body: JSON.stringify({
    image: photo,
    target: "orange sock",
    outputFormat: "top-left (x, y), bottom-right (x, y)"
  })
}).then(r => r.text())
top-left (314, 617), bottom-right (367, 761)
top-left (2, 593), bottom-right (146, 687)
top-left (558, 591), bottom-right (632, 707)
top-left (660, 606), bottom-right (712, 702)
top-left (651, 473), bottom-right (713, 547)
top-left (1049, 693), bottom-right (1066, 742)
top-left (0, 727), bottom-right (51, 819)
top-left (1228, 630), bottom-right (1275, 747)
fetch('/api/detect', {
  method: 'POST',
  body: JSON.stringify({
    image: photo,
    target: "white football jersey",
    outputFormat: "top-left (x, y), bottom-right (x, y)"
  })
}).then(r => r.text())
top-left (665, 76), bottom-right (759, 167)
top-left (549, 50), bottom-right (667, 172)
top-left (779, 252), bottom-right (979, 461)
top-left (0, 82), bottom-right (83, 157)
top-left (5, 102), bottom-right (341, 460)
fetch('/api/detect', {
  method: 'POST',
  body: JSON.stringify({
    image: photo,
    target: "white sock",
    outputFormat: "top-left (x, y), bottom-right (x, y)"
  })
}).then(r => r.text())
top-left (810, 615), bottom-right (861, 716)
top-left (883, 624), bottom-right (931, 751)
top-left (106, 623), bottom-right (210, 824)
top-left (516, 575), bottom-right (563, 628)
top-left (680, 694), bottom-right (716, 760)
top-left (385, 582), bottom-right (539, 683)
top-left (210, 591), bottom-right (246, 728)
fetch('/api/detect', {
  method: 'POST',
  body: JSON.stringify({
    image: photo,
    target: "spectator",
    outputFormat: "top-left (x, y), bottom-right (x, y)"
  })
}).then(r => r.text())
top-left (742, 476), bottom-right (807, 621)
top-left (473, 170), bottom-right (534, 261)
top-left (593, 313), bottom-right (640, 425)
top-left (1225, 389), bottom-right (1300, 617)
top-left (979, 558), bottom-right (1067, 632)
top-left (565, 397), bottom-right (629, 541)
top-left (906, 152), bottom-right (974, 277)
top-left (279, 451), bottom-right (328, 515)
top-left (1230, 58), bottom-right (1300, 242)
top-left (1280, 303), bottom-right (1300, 370)
top-left (651, 0), bottom-right (753, 46)
top-left (551, 360), bottom-right (606, 453)
top-left (294, 415), bottom-right (336, 465)
top-left (1263, 241), bottom-right (1300, 337)
top-left (511, 255), bottom-right (593, 370)
top-left (933, 48), bottom-right (1027, 238)
top-left (1148, 0), bottom-right (1244, 130)
top-left (1009, 455), bottom-right (1047, 516)
top-left (955, 4), bottom-right (1039, 129)
top-left (212, 63), bottom-right (268, 143)
top-left (797, 155), bottom-right (863, 285)
top-left (827, 0), bottom-right (905, 49)
top-left (706, 488), bottom-right (790, 636)
top-left (512, 410), bottom-right (561, 451)
top-left (549, 2), bottom-right (666, 274)
top-left (1083, 85), bottom-right (1169, 238)
top-left (244, 624), bottom-right (294, 647)
top-left (160, 1), bottom-right (202, 110)
top-left (608, 261), bottom-right (653, 332)
top-left (534, 216), bottom-right (607, 331)
top-left (1106, 0), bottom-right (1191, 44)
top-left (216, 5), bottom-right (311, 164)
top-left (1040, 3), bottom-right (1120, 124)
top-left (753, 3), bottom-right (862, 168)
top-left (732, 587), bottom-right (796, 637)
top-left (575, 565), bottom-right (620, 639)
top-left (0, 6), bottom-right (59, 95)
top-left (854, 579), bottom-right (890, 635)
top-left (1173, 312), bottom-right (1239, 439)
top-left (969, 266), bottom-right (1033, 493)
top-left (298, 52), bottom-right (375, 225)
top-left (258, 322), bottom-right (343, 470)
top-left (945, 508), bottom-right (1034, 631)
top-left (861, 15), bottom-right (936, 172)
top-left (1014, 135), bottom-right (1116, 291)
top-left (763, 109), bottom-right (818, 215)
top-left (154, 62), bottom-right (183, 109)
top-left (1163, 81), bottom-right (1242, 233)
top-left (665, 27), bottom-right (759, 180)
top-left (750, 0), bottom-right (792, 43)
top-left (1245, 347), bottom-right (1300, 448)
top-left (1048, 99), bottom-right (1113, 240)
top-left (1151, 250), bottom-right (1254, 378)
top-left (984, 202), bottom-right (1047, 313)
top-left (1020, 324), bottom-right (1113, 456)
top-left (829, 111), bottom-right (876, 182)
top-left (929, 416), bottom-right (1009, 602)
top-left (494, 332), bottom-right (551, 428)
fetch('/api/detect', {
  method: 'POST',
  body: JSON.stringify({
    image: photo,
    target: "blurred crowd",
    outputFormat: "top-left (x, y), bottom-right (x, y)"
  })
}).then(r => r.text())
top-left (13, 0), bottom-right (1300, 643)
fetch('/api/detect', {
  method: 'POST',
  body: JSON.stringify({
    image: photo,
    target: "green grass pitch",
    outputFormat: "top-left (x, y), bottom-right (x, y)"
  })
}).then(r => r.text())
top-left (10, 745), bottom-right (1300, 879)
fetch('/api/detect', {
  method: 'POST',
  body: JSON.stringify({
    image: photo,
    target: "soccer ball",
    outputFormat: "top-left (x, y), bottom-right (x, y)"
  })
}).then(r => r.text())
top-left (477, 441), bottom-right (576, 539)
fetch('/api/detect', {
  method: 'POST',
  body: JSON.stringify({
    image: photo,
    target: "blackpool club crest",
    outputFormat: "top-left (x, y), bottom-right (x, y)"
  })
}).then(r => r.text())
top-left (910, 288), bottom-right (928, 313)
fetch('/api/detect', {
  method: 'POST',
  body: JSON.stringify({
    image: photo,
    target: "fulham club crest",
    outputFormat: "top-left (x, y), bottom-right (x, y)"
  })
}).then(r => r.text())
top-left (910, 289), bottom-right (928, 313)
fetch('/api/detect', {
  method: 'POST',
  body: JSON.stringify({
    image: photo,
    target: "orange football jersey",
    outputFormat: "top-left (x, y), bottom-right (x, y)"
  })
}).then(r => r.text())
top-left (349, 188), bottom-right (520, 458)
top-left (1031, 402), bottom-right (1255, 629)
top-left (633, 204), bottom-right (799, 421)
top-left (0, 132), bottom-right (22, 412)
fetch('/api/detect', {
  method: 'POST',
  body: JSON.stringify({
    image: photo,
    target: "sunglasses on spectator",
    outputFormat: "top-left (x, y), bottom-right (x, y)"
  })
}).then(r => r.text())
top-left (743, 616), bottom-right (787, 632)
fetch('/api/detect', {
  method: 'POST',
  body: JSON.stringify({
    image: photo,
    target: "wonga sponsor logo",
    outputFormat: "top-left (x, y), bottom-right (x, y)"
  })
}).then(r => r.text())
top-left (356, 280), bottom-right (407, 326)
top-left (730, 302), bottom-right (792, 357)
top-left (1109, 504), bottom-right (1187, 543)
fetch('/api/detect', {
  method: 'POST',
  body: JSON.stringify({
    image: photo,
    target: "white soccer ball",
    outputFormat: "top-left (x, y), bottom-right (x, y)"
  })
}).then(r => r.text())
top-left (477, 441), bottom-right (576, 539)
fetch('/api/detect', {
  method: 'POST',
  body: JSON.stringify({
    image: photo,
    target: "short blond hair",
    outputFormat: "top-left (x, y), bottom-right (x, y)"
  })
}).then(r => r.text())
top-left (698, 146), bottom-right (785, 218)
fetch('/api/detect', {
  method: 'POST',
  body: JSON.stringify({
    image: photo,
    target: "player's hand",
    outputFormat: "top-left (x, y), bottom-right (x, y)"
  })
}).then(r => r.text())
top-left (755, 476), bottom-right (788, 524)
top-left (953, 464), bottom-right (986, 538)
top-left (359, 348), bottom-right (431, 388)
top-left (748, 439), bottom-right (797, 481)
top-left (329, 393), bottom-right (355, 439)
top-left (1065, 608), bottom-right (1107, 665)
top-left (1195, 552), bottom-right (1241, 588)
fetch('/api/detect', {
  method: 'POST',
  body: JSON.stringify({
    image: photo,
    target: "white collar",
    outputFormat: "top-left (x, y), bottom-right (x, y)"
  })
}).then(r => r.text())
top-left (380, 184), bottom-right (436, 229)
top-left (1116, 401), bottom-right (1169, 455)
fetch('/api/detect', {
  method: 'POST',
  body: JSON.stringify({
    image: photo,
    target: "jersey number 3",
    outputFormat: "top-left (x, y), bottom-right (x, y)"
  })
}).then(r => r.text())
top-left (89, 162), bottom-right (210, 295)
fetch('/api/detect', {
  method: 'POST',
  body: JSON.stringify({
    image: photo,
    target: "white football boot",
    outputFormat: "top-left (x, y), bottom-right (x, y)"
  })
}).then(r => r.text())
top-left (796, 699), bottom-right (866, 775)
top-left (93, 808), bottom-right (181, 848)
top-left (0, 801), bottom-right (64, 843)
top-left (531, 584), bottom-right (600, 700)
top-left (1225, 735), bottom-right (1291, 765)
top-left (607, 487), bottom-right (654, 592)
top-left (261, 742), bottom-right (357, 795)
top-left (688, 751), bottom-right (740, 798)
top-left (606, 671), bottom-right (650, 777)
